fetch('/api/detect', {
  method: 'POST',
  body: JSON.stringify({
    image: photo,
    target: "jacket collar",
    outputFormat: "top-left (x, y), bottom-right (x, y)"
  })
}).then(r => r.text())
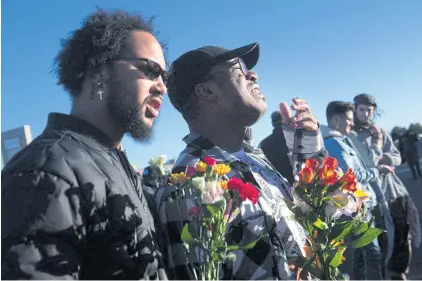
top-left (45, 113), bottom-right (115, 149)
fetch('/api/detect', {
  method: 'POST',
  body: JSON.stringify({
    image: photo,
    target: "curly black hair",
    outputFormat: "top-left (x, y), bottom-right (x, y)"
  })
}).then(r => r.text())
top-left (53, 8), bottom-right (165, 97)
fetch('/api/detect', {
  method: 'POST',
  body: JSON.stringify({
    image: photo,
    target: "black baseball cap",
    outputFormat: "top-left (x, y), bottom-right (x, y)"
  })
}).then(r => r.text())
top-left (167, 42), bottom-right (260, 112)
top-left (353, 93), bottom-right (377, 107)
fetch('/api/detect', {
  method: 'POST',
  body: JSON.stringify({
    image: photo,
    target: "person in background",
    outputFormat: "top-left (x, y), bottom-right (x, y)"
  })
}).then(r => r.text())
top-left (243, 127), bottom-right (256, 153)
top-left (1, 9), bottom-right (168, 280)
top-left (157, 42), bottom-right (327, 280)
top-left (322, 101), bottom-right (388, 280)
top-left (259, 111), bottom-right (295, 184)
top-left (400, 128), bottom-right (421, 180)
top-left (350, 93), bottom-right (420, 280)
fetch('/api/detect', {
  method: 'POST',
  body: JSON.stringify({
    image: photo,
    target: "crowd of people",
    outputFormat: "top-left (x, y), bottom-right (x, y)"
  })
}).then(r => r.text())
top-left (2, 8), bottom-right (420, 280)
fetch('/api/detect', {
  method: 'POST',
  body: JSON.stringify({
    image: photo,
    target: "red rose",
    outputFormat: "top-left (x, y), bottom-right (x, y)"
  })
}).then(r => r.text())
top-left (239, 183), bottom-right (260, 204)
top-left (227, 177), bottom-right (244, 191)
top-left (203, 156), bottom-right (217, 166)
top-left (227, 178), bottom-right (260, 204)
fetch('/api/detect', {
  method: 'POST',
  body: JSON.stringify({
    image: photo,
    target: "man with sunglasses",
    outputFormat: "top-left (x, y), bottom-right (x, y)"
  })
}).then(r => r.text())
top-left (156, 43), bottom-right (327, 279)
top-left (2, 9), bottom-right (168, 280)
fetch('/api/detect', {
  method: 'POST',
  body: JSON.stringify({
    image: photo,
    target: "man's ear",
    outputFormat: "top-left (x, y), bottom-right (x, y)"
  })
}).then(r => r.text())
top-left (193, 82), bottom-right (217, 102)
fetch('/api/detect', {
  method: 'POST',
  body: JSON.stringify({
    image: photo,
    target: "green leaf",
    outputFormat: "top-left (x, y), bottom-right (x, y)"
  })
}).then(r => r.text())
top-left (353, 222), bottom-right (369, 236)
top-left (333, 221), bottom-right (355, 241)
top-left (329, 247), bottom-right (346, 268)
top-left (205, 200), bottom-right (226, 217)
top-left (301, 256), bottom-right (323, 280)
top-left (351, 228), bottom-right (384, 248)
top-left (181, 224), bottom-right (195, 244)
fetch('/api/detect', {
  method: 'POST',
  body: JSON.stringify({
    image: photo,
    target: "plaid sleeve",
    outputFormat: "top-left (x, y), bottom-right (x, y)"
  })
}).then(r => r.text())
top-left (155, 154), bottom-right (205, 280)
top-left (282, 125), bottom-right (328, 175)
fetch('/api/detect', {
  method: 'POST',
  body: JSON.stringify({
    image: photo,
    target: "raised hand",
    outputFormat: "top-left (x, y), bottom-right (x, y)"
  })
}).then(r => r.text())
top-left (279, 98), bottom-right (318, 132)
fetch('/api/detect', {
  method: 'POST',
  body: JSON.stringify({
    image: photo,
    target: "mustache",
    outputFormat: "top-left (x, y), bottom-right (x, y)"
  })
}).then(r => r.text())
top-left (246, 81), bottom-right (258, 91)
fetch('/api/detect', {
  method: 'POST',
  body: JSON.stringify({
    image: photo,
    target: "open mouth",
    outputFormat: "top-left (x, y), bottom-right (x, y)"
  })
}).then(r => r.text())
top-left (145, 98), bottom-right (162, 118)
top-left (250, 86), bottom-right (265, 101)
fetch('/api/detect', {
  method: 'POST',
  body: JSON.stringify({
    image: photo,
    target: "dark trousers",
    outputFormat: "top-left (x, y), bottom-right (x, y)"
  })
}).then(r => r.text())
top-left (379, 197), bottom-right (412, 280)
top-left (407, 156), bottom-right (421, 179)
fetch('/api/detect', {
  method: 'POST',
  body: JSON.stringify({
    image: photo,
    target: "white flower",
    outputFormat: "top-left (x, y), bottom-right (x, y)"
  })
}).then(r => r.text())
top-left (191, 177), bottom-right (205, 191)
top-left (202, 180), bottom-right (225, 204)
top-left (325, 190), bottom-right (359, 220)
top-left (148, 155), bottom-right (167, 176)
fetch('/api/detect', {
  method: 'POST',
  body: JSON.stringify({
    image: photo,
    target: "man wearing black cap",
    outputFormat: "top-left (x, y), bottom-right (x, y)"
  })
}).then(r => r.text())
top-left (156, 42), bottom-right (327, 280)
top-left (350, 94), bottom-right (420, 280)
top-left (260, 111), bottom-right (295, 184)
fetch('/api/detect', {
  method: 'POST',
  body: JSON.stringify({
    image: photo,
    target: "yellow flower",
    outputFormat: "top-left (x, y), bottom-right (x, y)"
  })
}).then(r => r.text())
top-left (170, 172), bottom-right (189, 185)
top-left (213, 164), bottom-right (231, 176)
top-left (196, 161), bottom-right (207, 173)
top-left (354, 189), bottom-right (369, 200)
top-left (219, 180), bottom-right (228, 190)
top-left (331, 240), bottom-right (344, 247)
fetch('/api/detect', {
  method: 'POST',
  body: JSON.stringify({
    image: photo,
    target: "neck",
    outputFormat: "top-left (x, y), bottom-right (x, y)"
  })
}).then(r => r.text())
top-left (189, 117), bottom-right (245, 153)
top-left (70, 103), bottom-right (123, 148)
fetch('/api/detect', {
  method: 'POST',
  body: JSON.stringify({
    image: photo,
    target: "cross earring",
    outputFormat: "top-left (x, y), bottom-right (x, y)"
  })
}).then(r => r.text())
top-left (97, 81), bottom-right (103, 100)
top-left (97, 89), bottom-right (103, 100)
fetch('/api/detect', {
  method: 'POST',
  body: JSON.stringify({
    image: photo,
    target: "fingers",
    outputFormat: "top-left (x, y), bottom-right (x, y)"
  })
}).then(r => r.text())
top-left (279, 102), bottom-right (291, 125)
top-left (293, 112), bottom-right (317, 124)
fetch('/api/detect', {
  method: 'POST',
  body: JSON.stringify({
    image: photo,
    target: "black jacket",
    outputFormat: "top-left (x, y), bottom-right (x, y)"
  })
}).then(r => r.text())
top-left (259, 127), bottom-right (295, 184)
top-left (1, 113), bottom-right (167, 280)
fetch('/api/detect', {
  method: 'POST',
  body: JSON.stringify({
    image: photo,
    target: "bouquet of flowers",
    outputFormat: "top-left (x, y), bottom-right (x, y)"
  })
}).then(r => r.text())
top-left (287, 156), bottom-right (384, 280)
top-left (168, 156), bottom-right (262, 280)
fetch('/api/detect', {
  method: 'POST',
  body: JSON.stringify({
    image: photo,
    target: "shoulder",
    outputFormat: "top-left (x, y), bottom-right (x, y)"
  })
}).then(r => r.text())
top-left (172, 147), bottom-right (201, 174)
top-left (2, 129), bottom-right (95, 186)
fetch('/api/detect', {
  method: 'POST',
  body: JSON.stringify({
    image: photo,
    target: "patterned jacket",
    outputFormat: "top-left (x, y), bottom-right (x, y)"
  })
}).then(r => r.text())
top-left (1, 113), bottom-right (167, 280)
top-left (155, 126), bottom-right (327, 280)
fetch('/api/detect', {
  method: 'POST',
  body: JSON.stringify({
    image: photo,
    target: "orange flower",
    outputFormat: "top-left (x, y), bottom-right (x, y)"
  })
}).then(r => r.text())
top-left (298, 167), bottom-right (315, 184)
top-left (303, 243), bottom-right (312, 259)
top-left (319, 156), bottom-right (339, 184)
top-left (340, 169), bottom-right (357, 192)
top-left (304, 158), bottom-right (319, 170)
top-left (322, 156), bottom-right (339, 170)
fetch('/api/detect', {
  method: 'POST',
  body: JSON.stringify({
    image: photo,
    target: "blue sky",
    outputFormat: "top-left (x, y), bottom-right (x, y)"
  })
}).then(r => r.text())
top-left (2, 0), bottom-right (422, 168)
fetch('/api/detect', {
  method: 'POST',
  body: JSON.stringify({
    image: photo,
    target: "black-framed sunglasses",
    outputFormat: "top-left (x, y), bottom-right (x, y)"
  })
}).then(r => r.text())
top-left (115, 57), bottom-right (169, 82)
top-left (204, 57), bottom-right (248, 81)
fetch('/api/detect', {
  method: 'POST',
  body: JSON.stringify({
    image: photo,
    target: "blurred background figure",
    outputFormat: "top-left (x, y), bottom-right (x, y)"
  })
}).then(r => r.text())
top-left (399, 128), bottom-right (421, 180)
top-left (351, 93), bottom-right (420, 280)
top-left (259, 111), bottom-right (294, 184)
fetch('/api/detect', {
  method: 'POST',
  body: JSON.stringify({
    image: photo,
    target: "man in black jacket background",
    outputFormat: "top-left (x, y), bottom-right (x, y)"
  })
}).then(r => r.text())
top-left (259, 111), bottom-right (295, 184)
top-left (1, 9), bottom-right (168, 280)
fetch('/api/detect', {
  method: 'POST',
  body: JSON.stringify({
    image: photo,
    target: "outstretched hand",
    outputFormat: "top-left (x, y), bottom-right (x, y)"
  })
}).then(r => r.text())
top-left (280, 98), bottom-right (319, 132)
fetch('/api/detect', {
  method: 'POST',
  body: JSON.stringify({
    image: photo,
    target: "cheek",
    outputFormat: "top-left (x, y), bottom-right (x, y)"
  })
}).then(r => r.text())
top-left (135, 80), bottom-right (154, 104)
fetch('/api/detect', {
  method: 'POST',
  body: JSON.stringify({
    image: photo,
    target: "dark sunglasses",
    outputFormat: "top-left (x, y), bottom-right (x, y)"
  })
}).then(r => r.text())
top-left (115, 57), bottom-right (168, 82)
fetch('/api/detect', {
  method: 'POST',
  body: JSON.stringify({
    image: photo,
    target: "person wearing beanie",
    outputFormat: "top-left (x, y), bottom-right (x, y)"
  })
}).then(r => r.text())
top-left (349, 93), bottom-right (420, 280)
top-left (259, 111), bottom-right (295, 184)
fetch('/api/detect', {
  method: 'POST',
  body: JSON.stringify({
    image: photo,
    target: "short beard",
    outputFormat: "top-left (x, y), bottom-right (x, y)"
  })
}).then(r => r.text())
top-left (106, 75), bottom-right (154, 143)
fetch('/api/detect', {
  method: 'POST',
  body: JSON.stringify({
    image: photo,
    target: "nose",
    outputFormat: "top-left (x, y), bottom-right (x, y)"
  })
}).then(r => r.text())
top-left (246, 70), bottom-right (258, 83)
top-left (154, 76), bottom-right (167, 96)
